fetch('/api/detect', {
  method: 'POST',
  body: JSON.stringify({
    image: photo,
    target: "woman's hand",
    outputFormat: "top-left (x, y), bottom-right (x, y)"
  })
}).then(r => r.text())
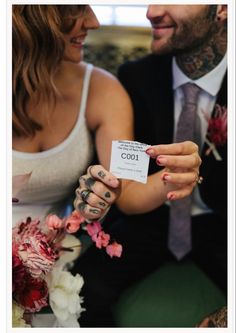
top-left (146, 140), bottom-right (202, 200)
top-left (74, 165), bottom-right (121, 220)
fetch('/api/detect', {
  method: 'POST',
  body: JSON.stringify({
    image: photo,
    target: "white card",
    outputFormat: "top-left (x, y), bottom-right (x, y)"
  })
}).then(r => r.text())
top-left (109, 140), bottom-right (151, 184)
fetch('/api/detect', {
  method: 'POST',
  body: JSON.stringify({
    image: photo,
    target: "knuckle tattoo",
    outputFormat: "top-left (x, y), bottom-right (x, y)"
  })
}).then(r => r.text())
top-left (81, 189), bottom-right (91, 202)
top-left (78, 202), bottom-right (87, 212)
top-left (85, 177), bottom-right (96, 190)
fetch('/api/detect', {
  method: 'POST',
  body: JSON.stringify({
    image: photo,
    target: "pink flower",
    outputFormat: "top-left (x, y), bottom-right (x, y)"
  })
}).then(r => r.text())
top-left (204, 104), bottom-right (227, 160)
top-left (92, 231), bottom-right (110, 249)
top-left (65, 210), bottom-right (86, 233)
top-left (207, 104), bottom-right (227, 146)
top-left (13, 218), bottom-right (58, 278)
top-left (86, 221), bottom-right (102, 237)
top-left (45, 214), bottom-right (64, 230)
top-left (106, 242), bottom-right (123, 258)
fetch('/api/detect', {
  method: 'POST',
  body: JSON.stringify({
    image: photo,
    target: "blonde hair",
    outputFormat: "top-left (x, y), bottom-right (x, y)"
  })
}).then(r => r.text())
top-left (13, 5), bottom-right (86, 137)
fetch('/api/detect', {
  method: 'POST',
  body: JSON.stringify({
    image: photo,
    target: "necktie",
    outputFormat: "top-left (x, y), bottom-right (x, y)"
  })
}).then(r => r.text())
top-left (168, 83), bottom-right (201, 260)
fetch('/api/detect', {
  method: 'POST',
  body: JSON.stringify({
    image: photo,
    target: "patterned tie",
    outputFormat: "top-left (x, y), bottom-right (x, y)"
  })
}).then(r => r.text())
top-left (168, 83), bottom-right (201, 260)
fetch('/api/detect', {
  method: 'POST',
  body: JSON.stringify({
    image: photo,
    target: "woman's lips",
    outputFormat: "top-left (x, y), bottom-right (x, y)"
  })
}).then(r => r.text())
top-left (70, 35), bottom-right (87, 48)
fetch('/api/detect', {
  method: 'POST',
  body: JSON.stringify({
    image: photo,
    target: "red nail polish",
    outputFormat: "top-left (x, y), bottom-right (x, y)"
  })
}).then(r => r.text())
top-left (161, 173), bottom-right (168, 180)
top-left (168, 193), bottom-right (175, 200)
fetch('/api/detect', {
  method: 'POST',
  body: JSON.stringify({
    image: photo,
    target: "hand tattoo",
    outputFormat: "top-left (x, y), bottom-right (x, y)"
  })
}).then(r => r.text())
top-left (85, 177), bottom-right (96, 190)
top-left (98, 170), bottom-right (106, 179)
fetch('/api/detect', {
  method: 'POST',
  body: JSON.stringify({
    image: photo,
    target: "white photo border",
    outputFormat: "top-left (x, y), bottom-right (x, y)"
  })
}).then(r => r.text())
top-left (4, 1), bottom-right (235, 333)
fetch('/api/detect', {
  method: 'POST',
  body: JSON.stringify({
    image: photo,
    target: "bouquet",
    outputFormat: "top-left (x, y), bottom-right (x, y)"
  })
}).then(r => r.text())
top-left (12, 174), bottom-right (122, 327)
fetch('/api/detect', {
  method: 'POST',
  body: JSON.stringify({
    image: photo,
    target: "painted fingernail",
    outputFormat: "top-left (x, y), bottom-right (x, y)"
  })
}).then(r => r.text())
top-left (167, 193), bottom-right (175, 200)
top-left (162, 173), bottom-right (171, 181)
top-left (109, 178), bottom-right (119, 187)
top-left (146, 148), bottom-right (155, 156)
top-left (156, 156), bottom-right (167, 165)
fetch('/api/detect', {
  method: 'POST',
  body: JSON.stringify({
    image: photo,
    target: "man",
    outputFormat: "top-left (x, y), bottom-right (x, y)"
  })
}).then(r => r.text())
top-left (73, 4), bottom-right (227, 327)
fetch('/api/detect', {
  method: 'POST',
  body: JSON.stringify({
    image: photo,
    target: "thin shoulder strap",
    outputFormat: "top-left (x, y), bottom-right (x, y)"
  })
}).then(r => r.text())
top-left (79, 63), bottom-right (94, 118)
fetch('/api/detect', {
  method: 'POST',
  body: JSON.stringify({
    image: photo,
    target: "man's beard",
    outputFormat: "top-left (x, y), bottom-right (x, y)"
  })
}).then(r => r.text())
top-left (151, 6), bottom-right (219, 55)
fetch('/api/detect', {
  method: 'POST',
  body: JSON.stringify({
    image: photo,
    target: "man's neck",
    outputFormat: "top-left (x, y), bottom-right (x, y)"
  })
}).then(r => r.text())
top-left (176, 26), bottom-right (227, 80)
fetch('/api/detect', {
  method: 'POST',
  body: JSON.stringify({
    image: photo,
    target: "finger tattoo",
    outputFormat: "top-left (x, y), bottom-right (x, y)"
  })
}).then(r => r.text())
top-left (85, 177), bottom-right (96, 190)
top-left (98, 170), bottom-right (106, 179)
top-left (78, 202), bottom-right (87, 212)
top-left (99, 202), bottom-right (106, 207)
top-left (89, 208), bottom-right (100, 215)
top-left (81, 189), bottom-right (91, 202)
top-left (105, 191), bottom-right (111, 198)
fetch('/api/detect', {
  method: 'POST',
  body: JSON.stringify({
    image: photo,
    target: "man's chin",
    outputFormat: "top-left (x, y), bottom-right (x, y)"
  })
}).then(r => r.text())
top-left (151, 41), bottom-right (172, 55)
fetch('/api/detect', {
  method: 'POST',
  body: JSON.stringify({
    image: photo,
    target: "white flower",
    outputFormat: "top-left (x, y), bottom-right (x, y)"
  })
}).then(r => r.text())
top-left (57, 234), bottom-right (82, 265)
top-left (46, 267), bottom-right (84, 327)
top-left (12, 301), bottom-right (31, 327)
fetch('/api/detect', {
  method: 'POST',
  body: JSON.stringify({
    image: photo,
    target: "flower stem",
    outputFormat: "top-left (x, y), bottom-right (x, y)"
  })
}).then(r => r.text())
top-left (205, 138), bottom-right (222, 161)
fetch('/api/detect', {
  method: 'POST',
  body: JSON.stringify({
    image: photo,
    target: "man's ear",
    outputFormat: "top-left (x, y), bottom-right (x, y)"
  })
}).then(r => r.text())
top-left (216, 5), bottom-right (227, 21)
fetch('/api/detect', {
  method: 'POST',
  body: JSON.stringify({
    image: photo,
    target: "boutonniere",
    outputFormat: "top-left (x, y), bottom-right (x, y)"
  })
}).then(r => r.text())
top-left (204, 104), bottom-right (227, 161)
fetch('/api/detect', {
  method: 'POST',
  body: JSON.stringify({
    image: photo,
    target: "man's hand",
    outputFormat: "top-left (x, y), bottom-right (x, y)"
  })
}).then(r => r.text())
top-left (146, 140), bottom-right (202, 200)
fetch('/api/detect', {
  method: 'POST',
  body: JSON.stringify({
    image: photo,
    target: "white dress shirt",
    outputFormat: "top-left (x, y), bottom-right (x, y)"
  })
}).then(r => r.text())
top-left (171, 54), bottom-right (227, 215)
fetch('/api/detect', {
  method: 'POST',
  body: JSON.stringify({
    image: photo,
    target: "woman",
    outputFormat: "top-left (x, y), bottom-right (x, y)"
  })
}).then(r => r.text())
top-left (13, 4), bottom-right (200, 227)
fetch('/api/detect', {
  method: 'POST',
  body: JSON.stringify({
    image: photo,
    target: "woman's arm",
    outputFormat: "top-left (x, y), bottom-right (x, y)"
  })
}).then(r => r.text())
top-left (75, 68), bottom-right (201, 218)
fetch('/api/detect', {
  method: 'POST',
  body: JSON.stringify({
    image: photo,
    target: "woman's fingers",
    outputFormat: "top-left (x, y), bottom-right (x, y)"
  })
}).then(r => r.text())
top-left (74, 165), bottom-right (121, 219)
top-left (79, 175), bottom-right (119, 204)
top-left (87, 165), bottom-right (120, 188)
top-left (76, 188), bottom-right (109, 210)
top-left (73, 197), bottom-right (103, 220)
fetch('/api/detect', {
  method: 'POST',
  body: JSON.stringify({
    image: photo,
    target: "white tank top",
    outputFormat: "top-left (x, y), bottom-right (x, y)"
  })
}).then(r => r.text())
top-left (12, 63), bottom-right (94, 225)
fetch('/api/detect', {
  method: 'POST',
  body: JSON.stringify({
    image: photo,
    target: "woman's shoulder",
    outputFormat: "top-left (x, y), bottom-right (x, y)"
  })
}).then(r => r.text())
top-left (89, 64), bottom-right (128, 100)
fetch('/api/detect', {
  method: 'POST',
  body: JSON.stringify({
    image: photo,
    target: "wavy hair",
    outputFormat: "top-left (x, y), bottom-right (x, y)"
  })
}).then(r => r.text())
top-left (13, 5), bottom-right (86, 137)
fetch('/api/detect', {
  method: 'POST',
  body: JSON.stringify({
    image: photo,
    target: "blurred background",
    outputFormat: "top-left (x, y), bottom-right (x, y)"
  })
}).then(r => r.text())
top-left (84, 5), bottom-right (152, 75)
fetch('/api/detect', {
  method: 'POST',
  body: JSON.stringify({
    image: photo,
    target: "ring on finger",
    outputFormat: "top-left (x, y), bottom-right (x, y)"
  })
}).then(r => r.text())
top-left (81, 189), bottom-right (91, 202)
top-left (196, 174), bottom-right (203, 184)
top-left (87, 165), bottom-right (95, 176)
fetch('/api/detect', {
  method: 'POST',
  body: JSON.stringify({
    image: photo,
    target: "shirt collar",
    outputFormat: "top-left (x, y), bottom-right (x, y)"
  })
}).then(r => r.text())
top-left (172, 53), bottom-right (227, 96)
